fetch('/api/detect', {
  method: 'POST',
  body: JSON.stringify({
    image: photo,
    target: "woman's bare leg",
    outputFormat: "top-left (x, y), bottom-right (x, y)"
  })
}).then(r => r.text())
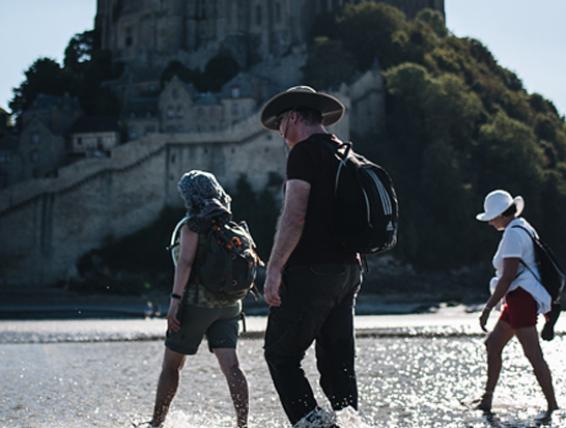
top-left (479, 320), bottom-right (515, 410)
top-left (515, 326), bottom-right (558, 412)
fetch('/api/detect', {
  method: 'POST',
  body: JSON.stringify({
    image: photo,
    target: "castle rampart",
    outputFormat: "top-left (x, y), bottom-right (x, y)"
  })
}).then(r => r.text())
top-left (0, 72), bottom-right (386, 288)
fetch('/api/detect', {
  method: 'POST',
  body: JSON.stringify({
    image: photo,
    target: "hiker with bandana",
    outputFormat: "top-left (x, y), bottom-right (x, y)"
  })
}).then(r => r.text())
top-left (143, 170), bottom-right (249, 428)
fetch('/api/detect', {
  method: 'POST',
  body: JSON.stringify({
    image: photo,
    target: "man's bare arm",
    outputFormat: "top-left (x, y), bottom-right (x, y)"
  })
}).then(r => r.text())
top-left (269, 179), bottom-right (310, 270)
top-left (264, 179), bottom-right (310, 305)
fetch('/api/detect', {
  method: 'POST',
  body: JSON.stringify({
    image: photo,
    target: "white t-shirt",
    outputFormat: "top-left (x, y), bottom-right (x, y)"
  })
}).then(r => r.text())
top-left (489, 217), bottom-right (551, 314)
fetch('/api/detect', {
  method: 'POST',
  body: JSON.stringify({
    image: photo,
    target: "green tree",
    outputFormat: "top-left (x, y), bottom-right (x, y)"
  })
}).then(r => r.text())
top-left (64, 30), bottom-right (95, 73)
top-left (202, 53), bottom-right (240, 92)
top-left (415, 8), bottom-right (447, 37)
top-left (302, 37), bottom-right (358, 89)
top-left (9, 58), bottom-right (69, 117)
top-left (230, 175), bottom-right (280, 260)
top-left (475, 112), bottom-right (544, 218)
top-left (338, 2), bottom-right (407, 70)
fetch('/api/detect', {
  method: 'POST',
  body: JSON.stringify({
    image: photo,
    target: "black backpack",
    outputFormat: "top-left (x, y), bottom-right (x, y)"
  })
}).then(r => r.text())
top-left (169, 219), bottom-right (261, 299)
top-left (328, 141), bottom-right (399, 254)
top-left (512, 225), bottom-right (565, 304)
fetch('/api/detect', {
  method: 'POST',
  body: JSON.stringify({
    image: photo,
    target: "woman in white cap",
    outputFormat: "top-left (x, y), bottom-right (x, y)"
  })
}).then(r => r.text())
top-left (475, 189), bottom-right (558, 415)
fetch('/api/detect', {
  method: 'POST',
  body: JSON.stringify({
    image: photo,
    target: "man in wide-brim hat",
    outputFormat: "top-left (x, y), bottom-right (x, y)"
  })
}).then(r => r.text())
top-left (261, 86), bottom-right (363, 426)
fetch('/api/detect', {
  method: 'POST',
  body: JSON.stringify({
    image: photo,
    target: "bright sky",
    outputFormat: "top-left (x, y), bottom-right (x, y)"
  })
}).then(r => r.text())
top-left (0, 0), bottom-right (565, 116)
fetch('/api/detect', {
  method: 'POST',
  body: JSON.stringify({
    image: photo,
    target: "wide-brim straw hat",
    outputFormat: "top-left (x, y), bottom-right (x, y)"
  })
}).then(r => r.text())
top-left (476, 189), bottom-right (525, 221)
top-left (260, 85), bottom-right (345, 130)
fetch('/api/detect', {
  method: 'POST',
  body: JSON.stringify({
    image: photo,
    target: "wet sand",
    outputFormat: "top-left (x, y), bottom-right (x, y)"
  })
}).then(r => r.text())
top-left (1, 310), bottom-right (565, 427)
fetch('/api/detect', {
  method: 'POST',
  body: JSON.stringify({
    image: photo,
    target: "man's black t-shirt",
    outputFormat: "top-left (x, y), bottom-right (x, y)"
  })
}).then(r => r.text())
top-left (286, 133), bottom-right (357, 266)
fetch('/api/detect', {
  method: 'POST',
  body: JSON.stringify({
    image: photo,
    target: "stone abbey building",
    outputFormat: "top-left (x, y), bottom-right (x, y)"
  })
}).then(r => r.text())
top-left (96, 0), bottom-right (444, 69)
top-left (1, 0), bottom-right (444, 287)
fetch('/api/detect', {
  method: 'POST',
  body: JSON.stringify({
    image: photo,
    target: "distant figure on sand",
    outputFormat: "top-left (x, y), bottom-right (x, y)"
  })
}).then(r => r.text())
top-left (143, 171), bottom-right (250, 428)
top-left (475, 190), bottom-right (559, 417)
top-left (260, 86), bottom-right (363, 426)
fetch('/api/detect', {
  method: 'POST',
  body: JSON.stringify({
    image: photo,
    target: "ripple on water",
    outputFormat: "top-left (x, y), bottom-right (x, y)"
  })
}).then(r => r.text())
top-left (1, 336), bottom-right (565, 427)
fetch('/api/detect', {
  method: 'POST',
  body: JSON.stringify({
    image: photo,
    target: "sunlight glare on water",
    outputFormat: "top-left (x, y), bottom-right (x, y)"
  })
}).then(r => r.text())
top-left (1, 317), bottom-right (565, 427)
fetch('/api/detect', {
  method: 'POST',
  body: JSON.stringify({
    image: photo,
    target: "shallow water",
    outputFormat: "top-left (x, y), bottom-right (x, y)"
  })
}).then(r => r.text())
top-left (1, 313), bottom-right (565, 427)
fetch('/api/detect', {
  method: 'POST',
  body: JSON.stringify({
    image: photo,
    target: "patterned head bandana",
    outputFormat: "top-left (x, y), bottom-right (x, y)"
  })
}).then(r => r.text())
top-left (177, 170), bottom-right (232, 232)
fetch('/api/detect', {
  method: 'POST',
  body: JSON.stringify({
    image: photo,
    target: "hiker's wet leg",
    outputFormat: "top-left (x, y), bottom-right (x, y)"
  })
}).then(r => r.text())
top-left (214, 348), bottom-right (249, 428)
top-left (152, 348), bottom-right (186, 426)
top-left (515, 326), bottom-right (558, 411)
top-left (480, 320), bottom-right (514, 410)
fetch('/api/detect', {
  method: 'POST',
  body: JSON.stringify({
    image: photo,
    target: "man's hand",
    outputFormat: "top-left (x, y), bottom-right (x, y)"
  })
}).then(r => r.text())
top-left (264, 269), bottom-right (283, 307)
top-left (479, 306), bottom-right (492, 332)
top-left (167, 299), bottom-right (182, 332)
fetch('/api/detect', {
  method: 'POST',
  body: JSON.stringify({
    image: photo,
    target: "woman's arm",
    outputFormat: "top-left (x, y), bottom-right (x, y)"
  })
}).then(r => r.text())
top-left (479, 257), bottom-right (520, 331)
top-left (168, 225), bottom-right (199, 332)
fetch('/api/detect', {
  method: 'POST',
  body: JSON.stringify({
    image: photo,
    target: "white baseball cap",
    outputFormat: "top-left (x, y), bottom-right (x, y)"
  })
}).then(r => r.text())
top-left (476, 189), bottom-right (524, 221)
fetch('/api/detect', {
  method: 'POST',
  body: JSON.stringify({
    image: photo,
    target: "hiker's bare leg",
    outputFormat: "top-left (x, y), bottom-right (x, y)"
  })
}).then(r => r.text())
top-left (214, 348), bottom-right (249, 428)
top-left (515, 326), bottom-right (558, 412)
top-left (152, 348), bottom-right (186, 426)
top-left (480, 320), bottom-right (514, 410)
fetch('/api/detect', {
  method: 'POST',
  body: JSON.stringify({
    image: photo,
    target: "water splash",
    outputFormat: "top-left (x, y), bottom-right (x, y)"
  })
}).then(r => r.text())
top-left (159, 410), bottom-right (237, 427)
top-left (293, 407), bottom-right (374, 428)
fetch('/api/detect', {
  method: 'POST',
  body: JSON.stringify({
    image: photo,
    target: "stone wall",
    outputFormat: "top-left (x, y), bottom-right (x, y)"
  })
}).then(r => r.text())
top-left (0, 113), bottom-right (302, 287)
top-left (0, 73), bottom-right (383, 288)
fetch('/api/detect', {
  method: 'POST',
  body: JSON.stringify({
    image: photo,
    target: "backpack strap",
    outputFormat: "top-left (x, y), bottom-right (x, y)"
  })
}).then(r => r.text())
top-left (191, 231), bottom-right (209, 305)
top-left (511, 225), bottom-right (543, 283)
top-left (321, 139), bottom-right (353, 193)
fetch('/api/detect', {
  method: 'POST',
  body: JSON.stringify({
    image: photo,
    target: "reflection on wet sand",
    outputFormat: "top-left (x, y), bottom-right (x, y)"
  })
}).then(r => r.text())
top-left (1, 313), bottom-right (564, 427)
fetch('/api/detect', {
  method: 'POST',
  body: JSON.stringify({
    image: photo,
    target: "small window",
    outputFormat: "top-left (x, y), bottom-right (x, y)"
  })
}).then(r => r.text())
top-left (172, 89), bottom-right (179, 100)
top-left (31, 133), bottom-right (40, 144)
top-left (77, 137), bottom-right (83, 145)
top-left (231, 86), bottom-right (240, 98)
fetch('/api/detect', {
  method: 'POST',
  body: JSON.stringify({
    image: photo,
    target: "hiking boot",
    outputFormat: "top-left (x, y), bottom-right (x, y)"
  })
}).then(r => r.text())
top-left (541, 303), bottom-right (561, 341)
top-left (294, 407), bottom-right (339, 428)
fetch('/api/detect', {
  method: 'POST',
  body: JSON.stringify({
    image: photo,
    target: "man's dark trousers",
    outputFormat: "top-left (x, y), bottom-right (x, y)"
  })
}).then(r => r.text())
top-left (264, 263), bottom-right (362, 425)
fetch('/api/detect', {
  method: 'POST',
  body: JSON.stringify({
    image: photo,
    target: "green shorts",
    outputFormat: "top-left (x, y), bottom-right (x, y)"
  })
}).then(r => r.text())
top-left (165, 302), bottom-right (242, 355)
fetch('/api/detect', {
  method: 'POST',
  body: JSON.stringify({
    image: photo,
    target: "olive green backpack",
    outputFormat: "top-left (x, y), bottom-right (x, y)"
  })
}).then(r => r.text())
top-left (169, 218), bottom-right (261, 300)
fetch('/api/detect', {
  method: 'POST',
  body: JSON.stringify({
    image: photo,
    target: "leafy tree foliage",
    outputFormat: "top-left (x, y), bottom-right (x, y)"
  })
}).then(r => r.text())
top-left (307, 1), bottom-right (566, 269)
top-left (303, 37), bottom-right (357, 89)
top-left (229, 175), bottom-right (280, 261)
top-left (161, 53), bottom-right (240, 92)
top-left (9, 58), bottom-right (69, 116)
top-left (10, 30), bottom-right (122, 120)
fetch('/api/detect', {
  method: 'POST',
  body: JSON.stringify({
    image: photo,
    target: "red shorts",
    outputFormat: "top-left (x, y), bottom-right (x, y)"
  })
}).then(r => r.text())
top-left (499, 287), bottom-right (538, 329)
